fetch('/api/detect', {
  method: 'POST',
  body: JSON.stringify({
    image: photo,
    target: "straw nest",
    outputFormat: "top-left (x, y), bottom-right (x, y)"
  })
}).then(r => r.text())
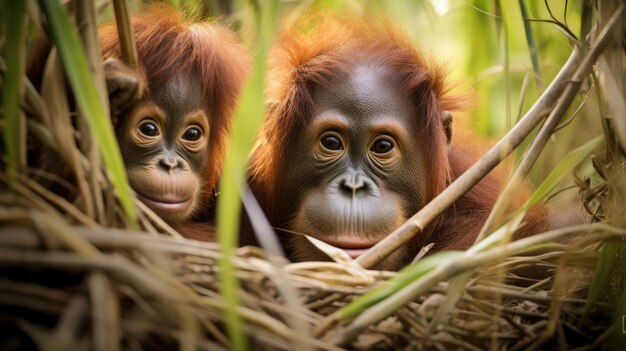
top-left (0, 197), bottom-right (616, 350)
top-left (1, 2), bottom-right (624, 349)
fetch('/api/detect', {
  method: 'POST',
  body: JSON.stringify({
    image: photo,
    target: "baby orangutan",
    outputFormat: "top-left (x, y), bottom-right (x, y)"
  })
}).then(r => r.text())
top-left (100, 5), bottom-right (249, 238)
top-left (249, 17), bottom-right (551, 270)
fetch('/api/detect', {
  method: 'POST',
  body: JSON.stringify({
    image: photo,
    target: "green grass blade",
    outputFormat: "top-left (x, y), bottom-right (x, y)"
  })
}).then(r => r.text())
top-left (524, 136), bottom-right (603, 209)
top-left (469, 212), bottom-right (525, 254)
top-left (1, 0), bottom-right (27, 187)
top-left (522, 135), bottom-right (604, 317)
top-left (584, 242), bottom-right (624, 316)
top-left (495, 0), bottom-right (511, 131)
top-left (429, 212), bottom-right (525, 328)
top-left (339, 251), bottom-right (463, 319)
top-left (37, 0), bottom-right (137, 228)
top-left (518, 0), bottom-right (543, 91)
top-left (341, 211), bottom-right (524, 321)
top-left (607, 274), bottom-right (626, 349)
top-left (216, 1), bottom-right (279, 350)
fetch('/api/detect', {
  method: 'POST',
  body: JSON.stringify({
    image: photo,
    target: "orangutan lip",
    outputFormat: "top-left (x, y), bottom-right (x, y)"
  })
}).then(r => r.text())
top-left (137, 194), bottom-right (192, 213)
top-left (321, 238), bottom-right (375, 258)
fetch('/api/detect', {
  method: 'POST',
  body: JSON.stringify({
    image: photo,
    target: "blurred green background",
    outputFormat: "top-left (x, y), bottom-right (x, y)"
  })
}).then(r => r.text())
top-left (113, 0), bottom-right (597, 189)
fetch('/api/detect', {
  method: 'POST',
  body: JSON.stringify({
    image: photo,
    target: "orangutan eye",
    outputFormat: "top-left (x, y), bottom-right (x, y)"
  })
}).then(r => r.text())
top-left (183, 126), bottom-right (202, 141)
top-left (321, 135), bottom-right (343, 151)
top-left (138, 121), bottom-right (159, 137)
top-left (371, 139), bottom-right (394, 154)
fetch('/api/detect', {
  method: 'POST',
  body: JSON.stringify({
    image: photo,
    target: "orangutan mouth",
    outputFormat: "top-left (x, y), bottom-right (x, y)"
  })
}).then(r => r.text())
top-left (137, 193), bottom-right (193, 214)
top-left (321, 237), bottom-right (376, 259)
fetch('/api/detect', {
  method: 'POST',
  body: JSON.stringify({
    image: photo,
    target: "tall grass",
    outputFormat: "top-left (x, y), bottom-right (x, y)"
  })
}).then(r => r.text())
top-left (1, 0), bottom-right (27, 187)
top-left (1, 0), bottom-right (624, 349)
top-left (214, 1), bottom-right (279, 349)
top-left (37, 0), bottom-right (137, 227)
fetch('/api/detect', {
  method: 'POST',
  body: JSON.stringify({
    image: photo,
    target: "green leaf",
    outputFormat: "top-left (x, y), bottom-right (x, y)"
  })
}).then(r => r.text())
top-left (469, 212), bottom-right (525, 254)
top-left (584, 241), bottom-right (626, 317)
top-left (1, 0), bottom-right (27, 187)
top-left (339, 251), bottom-right (463, 319)
top-left (341, 210), bottom-right (527, 321)
top-left (37, 0), bottom-right (137, 227)
top-left (607, 272), bottom-right (626, 349)
top-left (524, 136), bottom-right (603, 209)
top-left (216, 1), bottom-right (279, 350)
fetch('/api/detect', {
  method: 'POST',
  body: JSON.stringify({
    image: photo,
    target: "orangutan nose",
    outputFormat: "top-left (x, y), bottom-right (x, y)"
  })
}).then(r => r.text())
top-left (157, 153), bottom-right (183, 171)
top-left (337, 170), bottom-right (374, 197)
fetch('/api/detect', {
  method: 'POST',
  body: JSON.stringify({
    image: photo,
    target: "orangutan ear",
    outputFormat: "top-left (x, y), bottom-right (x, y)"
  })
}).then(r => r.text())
top-left (103, 57), bottom-right (147, 122)
top-left (441, 111), bottom-right (452, 144)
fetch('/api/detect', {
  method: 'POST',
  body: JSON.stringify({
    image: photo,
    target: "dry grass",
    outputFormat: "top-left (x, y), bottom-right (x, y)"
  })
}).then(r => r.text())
top-left (1, 1), bottom-right (625, 350)
top-left (0, 201), bottom-right (619, 350)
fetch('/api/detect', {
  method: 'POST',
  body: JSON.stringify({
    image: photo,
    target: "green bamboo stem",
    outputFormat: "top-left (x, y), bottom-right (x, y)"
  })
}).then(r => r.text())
top-left (475, 3), bottom-right (625, 243)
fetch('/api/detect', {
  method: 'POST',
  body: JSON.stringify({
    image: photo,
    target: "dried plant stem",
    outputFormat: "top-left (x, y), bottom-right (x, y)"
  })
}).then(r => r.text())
top-left (241, 188), bottom-right (312, 350)
top-left (76, 1), bottom-right (109, 113)
top-left (135, 199), bottom-right (182, 238)
top-left (475, 3), bottom-right (625, 243)
top-left (329, 224), bottom-right (626, 346)
top-left (0, 210), bottom-right (613, 349)
top-left (42, 48), bottom-right (96, 221)
top-left (0, 177), bottom-right (60, 216)
top-left (356, 49), bottom-right (579, 269)
top-left (89, 272), bottom-right (120, 351)
top-left (22, 175), bottom-right (99, 227)
top-left (112, 0), bottom-right (138, 67)
top-left (0, 250), bottom-right (166, 296)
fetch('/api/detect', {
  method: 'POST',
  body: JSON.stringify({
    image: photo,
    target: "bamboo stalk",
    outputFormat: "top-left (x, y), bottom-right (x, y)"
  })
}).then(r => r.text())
top-left (111, 0), bottom-right (138, 67)
top-left (475, 3), bottom-right (625, 243)
top-left (355, 48), bottom-right (579, 269)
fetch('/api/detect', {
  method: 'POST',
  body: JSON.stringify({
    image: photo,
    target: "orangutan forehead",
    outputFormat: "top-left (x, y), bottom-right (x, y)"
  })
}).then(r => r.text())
top-left (310, 63), bottom-right (412, 121)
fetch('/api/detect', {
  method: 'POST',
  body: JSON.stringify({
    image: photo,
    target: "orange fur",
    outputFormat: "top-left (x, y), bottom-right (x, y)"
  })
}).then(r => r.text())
top-left (252, 15), bottom-right (464, 226)
top-left (250, 14), bottom-right (550, 257)
top-left (99, 4), bottom-right (250, 200)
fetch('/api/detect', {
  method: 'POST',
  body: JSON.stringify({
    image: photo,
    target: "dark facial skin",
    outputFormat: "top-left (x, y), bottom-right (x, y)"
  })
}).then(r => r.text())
top-left (114, 70), bottom-right (210, 226)
top-left (283, 63), bottom-right (428, 270)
